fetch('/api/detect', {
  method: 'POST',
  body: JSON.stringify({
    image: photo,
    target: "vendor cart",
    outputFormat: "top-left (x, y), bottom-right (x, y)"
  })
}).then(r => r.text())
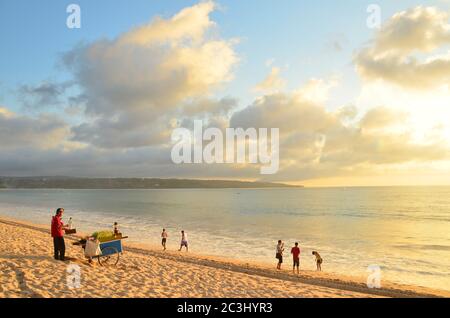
top-left (95, 237), bottom-right (128, 266)
top-left (74, 236), bottom-right (128, 266)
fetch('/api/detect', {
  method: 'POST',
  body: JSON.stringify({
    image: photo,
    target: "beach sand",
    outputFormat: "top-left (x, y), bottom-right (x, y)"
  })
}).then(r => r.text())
top-left (1, 216), bottom-right (448, 298)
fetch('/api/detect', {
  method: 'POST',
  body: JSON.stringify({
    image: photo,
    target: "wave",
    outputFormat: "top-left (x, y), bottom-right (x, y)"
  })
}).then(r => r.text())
top-left (393, 243), bottom-right (450, 252)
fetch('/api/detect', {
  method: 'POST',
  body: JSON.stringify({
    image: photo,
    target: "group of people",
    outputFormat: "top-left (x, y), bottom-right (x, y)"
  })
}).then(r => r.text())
top-left (276, 240), bottom-right (323, 273)
top-left (51, 208), bottom-right (190, 261)
top-left (161, 228), bottom-right (189, 252)
top-left (51, 208), bottom-right (90, 261)
top-left (51, 208), bottom-right (324, 274)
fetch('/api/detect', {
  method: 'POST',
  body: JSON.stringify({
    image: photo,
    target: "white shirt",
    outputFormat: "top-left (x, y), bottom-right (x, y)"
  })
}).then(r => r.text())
top-left (276, 244), bottom-right (284, 254)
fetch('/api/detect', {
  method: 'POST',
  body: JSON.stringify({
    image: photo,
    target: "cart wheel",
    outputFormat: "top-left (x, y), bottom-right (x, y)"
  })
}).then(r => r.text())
top-left (98, 247), bottom-right (120, 266)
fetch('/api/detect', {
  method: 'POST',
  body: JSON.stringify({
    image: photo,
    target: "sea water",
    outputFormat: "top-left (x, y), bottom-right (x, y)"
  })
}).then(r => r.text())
top-left (0, 186), bottom-right (449, 291)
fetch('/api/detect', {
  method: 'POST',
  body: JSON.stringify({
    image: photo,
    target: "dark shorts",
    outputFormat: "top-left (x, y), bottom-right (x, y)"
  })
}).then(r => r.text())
top-left (181, 240), bottom-right (188, 247)
top-left (276, 253), bottom-right (283, 263)
top-left (293, 258), bottom-right (300, 267)
top-left (162, 238), bottom-right (167, 244)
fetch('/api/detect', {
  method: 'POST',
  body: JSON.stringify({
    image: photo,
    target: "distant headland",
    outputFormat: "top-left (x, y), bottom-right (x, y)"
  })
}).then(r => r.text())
top-left (0, 177), bottom-right (302, 189)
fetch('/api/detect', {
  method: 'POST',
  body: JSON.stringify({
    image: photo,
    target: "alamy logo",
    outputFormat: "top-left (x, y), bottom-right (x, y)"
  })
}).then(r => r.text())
top-left (66, 264), bottom-right (81, 289)
top-left (66, 4), bottom-right (81, 29)
top-left (171, 120), bottom-right (279, 175)
top-left (366, 4), bottom-right (381, 29)
top-left (367, 264), bottom-right (382, 289)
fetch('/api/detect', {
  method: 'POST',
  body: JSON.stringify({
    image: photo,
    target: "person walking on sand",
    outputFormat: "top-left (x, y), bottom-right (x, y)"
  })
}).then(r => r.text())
top-left (161, 229), bottom-right (168, 250)
top-left (312, 251), bottom-right (323, 271)
top-left (179, 230), bottom-right (188, 252)
top-left (51, 208), bottom-right (69, 261)
top-left (291, 242), bottom-right (301, 274)
top-left (276, 240), bottom-right (284, 270)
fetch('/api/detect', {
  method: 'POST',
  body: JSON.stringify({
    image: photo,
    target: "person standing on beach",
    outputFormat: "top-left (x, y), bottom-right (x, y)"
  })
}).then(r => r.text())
top-left (51, 208), bottom-right (68, 261)
top-left (161, 229), bottom-right (168, 250)
top-left (291, 242), bottom-right (301, 274)
top-left (276, 240), bottom-right (284, 270)
top-left (179, 230), bottom-right (188, 252)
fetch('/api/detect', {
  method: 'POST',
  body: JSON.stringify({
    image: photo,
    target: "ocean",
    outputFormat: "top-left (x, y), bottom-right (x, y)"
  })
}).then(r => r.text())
top-left (0, 186), bottom-right (449, 291)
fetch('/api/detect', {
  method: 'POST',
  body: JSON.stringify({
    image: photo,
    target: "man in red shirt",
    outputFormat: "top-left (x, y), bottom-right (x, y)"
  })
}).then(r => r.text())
top-left (291, 242), bottom-right (301, 275)
top-left (51, 208), bottom-right (68, 261)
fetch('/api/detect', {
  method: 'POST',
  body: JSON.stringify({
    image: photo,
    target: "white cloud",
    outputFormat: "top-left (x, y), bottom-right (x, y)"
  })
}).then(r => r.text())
top-left (119, 1), bottom-right (216, 46)
top-left (230, 84), bottom-right (450, 181)
top-left (355, 6), bottom-right (450, 90)
top-left (254, 67), bottom-right (286, 94)
top-left (295, 77), bottom-right (339, 104)
top-left (65, 1), bottom-right (239, 149)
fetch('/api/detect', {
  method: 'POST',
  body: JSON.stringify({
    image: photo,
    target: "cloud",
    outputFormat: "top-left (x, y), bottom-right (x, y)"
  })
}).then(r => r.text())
top-left (0, 107), bottom-right (14, 118)
top-left (359, 106), bottom-right (408, 130)
top-left (119, 1), bottom-right (216, 46)
top-left (181, 97), bottom-right (238, 117)
top-left (1, 3), bottom-right (450, 184)
top-left (0, 107), bottom-right (70, 150)
top-left (355, 6), bottom-right (450, 90)
top-left (254, 67), bottom-right (286, 93)
top-left (373, 7), bottom-right (450, 54)
top-left (295, 77), bottom-right (338, 104)
top-left (230, 93), bottom-right (338, 136)
top-left (229, 85), bottom-right (450, 181)
top-left (17, 81), bottom-right (72, 111)
top-left (64, 1), bottom-right (239, 149)
top-left (0, 145), bottom-right (173, 177)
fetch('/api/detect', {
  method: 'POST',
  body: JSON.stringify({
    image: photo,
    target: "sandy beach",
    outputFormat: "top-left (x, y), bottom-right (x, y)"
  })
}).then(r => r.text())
top-left (0, 216), bottom-right (448, 298)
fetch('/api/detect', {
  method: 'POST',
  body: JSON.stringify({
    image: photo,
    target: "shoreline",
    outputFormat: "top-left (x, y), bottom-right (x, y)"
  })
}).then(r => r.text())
top-left (1, 215), bottom-right (449, 298)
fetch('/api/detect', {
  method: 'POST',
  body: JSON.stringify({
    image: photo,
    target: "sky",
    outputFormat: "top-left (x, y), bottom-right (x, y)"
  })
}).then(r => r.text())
top-left (1, 0), bottom-right (450, 186)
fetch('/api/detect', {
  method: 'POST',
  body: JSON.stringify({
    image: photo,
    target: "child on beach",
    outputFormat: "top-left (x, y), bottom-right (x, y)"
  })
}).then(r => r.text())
top-left (179, 230), bottom-right (188, 252)
top-left (113, 222), bottom-right (121, 237)
top-left (312, 251), bottom-right (323, 271)
top-left (276, 240), bottom-right (284, 270)
top-left (161, 229), bottom-right (168, 251)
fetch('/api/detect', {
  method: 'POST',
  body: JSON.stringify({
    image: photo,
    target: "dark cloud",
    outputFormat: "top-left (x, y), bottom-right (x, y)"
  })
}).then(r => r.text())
top-left (17, 81), bottom-right (73, 111)
top-left (0, 108), bottom-right (68, 149)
